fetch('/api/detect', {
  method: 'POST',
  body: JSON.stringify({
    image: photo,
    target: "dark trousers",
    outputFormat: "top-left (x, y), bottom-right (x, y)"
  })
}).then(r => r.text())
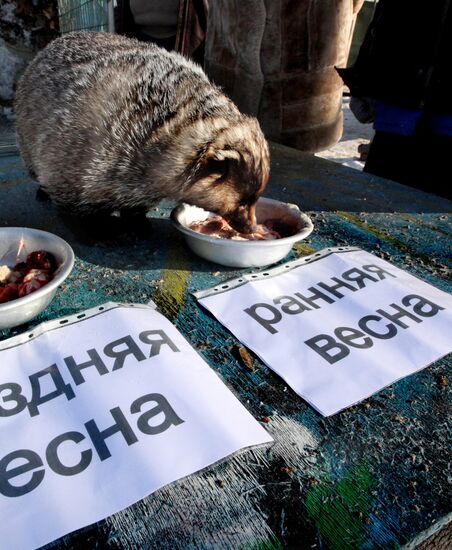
top-left (364, 131), bottom-right (452, 200)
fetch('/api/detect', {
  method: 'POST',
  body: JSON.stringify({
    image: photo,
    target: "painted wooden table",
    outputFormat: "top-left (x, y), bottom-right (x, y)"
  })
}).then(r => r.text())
top-left (1, 142), bottom-right (451, 549)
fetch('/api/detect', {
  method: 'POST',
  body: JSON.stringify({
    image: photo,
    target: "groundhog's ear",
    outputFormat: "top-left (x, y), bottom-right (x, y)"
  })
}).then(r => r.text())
top-left (211, 149), bottom-right (241, 162)
top-left (203, 148), bottom-right (241, 178)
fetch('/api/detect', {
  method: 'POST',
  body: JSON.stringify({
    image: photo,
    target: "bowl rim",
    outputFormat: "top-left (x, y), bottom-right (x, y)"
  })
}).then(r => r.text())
top-left (171, 197), bottom-right (314, 247)
top-left (0, 227), bottom-right (75, 312)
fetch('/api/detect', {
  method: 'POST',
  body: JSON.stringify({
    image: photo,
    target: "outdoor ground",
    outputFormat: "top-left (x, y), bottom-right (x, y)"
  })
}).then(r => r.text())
top-left (316, 95), bottom-right (375, 170)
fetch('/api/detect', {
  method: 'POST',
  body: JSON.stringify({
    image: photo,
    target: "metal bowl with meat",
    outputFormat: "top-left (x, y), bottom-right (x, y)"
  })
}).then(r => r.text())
top-left (0, 227), bottom-right (74, 329)
top-left (171, 197), bottom-right (314, 267)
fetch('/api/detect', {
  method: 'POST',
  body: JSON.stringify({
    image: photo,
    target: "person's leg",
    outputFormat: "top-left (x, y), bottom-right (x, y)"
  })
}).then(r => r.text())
top-left (364, 130), bottom-right (450, 198)
top-left (364, 131), bottom-right (420, 185)
top-left (426, 134), bottom-right (452, 199)
top-left (134, 30), bottom-right (176, 50)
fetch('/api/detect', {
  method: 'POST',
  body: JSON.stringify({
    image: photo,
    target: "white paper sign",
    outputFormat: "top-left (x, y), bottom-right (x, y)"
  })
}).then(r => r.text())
top-left (0, 303), bottom-right (272, 550)
top-left (195, 247), bottom-right (452, 416)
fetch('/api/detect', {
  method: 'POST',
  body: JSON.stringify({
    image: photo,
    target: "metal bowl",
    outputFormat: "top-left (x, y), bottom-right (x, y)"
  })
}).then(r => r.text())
top-left (171, 197), bottom-right (314, 268)
top-left (0, 227), bottom-right (74, 329)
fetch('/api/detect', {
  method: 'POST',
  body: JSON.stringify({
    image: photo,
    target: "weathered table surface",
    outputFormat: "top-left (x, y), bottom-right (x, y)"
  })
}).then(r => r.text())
top-left (1, 142), bottom-right (451, 550)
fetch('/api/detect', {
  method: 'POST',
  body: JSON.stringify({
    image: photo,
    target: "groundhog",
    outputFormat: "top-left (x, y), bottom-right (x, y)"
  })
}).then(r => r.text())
top-left (14, 32), bottom-right (270, 233)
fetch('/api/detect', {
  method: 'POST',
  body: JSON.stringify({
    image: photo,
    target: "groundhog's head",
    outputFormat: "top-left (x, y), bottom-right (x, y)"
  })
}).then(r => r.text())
top-left (174, 116), bottom-right (270, 233)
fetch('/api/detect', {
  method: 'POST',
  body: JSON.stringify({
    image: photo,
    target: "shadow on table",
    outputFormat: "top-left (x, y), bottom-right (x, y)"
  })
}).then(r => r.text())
top-left (64, 215), bottom-right (223, 273)
top-left (268, 143), bottom-right (452, 213)
top-left (1, 152), bottom-right (450, 273)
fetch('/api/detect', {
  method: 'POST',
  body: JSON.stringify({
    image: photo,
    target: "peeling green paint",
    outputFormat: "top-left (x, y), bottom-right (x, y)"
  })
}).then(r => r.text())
top-left (245, 535), bottom-right (284, 550)
top-left (337, 211), bottom-right (434, 265)
top-left (305, 463), bottom-right (373, 550)
top-left (399, 213), bottom-right (452, 238)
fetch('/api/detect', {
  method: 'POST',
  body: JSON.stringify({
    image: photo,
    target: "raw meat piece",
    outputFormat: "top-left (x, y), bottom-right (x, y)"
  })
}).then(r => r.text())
top-left (188, 215), bottom-right (282, 240)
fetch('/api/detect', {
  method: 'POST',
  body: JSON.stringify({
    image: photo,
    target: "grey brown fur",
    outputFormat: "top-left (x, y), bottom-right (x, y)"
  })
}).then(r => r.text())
top-left (15, 32), bottom-right (270, 231)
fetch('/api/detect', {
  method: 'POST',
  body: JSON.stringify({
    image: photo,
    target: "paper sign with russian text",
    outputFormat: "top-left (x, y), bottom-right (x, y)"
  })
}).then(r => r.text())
top-left (195, 247), bottom-right (452, 416)
top-left (0, 303), bottom-right (272, 550)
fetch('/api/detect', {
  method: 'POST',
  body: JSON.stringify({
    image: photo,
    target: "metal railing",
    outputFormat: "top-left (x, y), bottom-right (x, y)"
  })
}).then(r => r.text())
top-left (57, 0), bottom-right (114, 34)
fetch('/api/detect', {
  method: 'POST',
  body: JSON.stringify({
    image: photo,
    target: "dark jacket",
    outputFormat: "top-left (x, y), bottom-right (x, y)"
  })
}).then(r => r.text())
top-left (115, 0), bottom-right (208, 64)
top-left (337, 0), bottom-right (452, 114)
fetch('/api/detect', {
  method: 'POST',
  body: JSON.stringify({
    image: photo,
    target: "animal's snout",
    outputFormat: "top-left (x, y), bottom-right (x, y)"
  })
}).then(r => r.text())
top-left (225, 203), bottom-right (257, 234)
